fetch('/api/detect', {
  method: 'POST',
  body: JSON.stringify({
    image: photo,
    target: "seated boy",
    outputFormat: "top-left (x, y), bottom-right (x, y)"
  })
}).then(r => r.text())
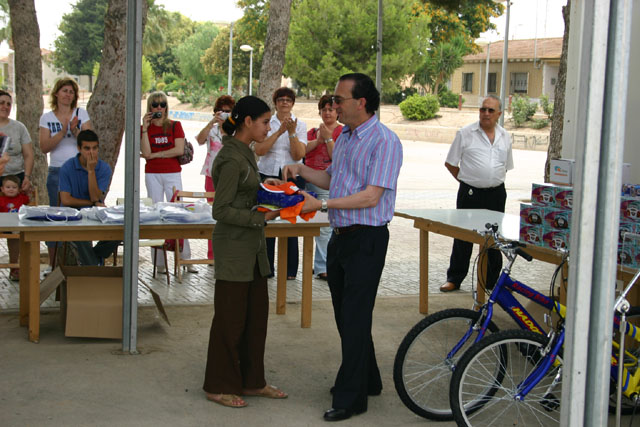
top-left (0, 175), bottom-right (30, 280)
top-left (59, 130), bottom-right (119, 266)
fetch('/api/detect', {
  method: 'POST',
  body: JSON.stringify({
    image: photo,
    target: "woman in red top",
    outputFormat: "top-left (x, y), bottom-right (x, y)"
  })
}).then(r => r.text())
top-left (304, 94), bottom-right (342, 280)
top-left (141, 91), bottom-right (196, 274)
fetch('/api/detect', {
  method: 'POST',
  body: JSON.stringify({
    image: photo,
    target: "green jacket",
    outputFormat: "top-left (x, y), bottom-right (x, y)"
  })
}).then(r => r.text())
top-left (211, 135), bottom-right (270, 281)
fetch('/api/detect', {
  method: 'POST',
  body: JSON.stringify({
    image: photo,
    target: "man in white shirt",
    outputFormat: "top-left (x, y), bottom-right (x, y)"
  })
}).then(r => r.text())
top-left (440, 95), bottom-right (514, 292)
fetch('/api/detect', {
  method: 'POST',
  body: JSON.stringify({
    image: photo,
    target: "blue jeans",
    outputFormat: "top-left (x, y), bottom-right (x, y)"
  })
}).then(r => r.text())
top-left (46, 167), bottom-right (61, 249)
top-left (306, 182), bottom-right (332, 275)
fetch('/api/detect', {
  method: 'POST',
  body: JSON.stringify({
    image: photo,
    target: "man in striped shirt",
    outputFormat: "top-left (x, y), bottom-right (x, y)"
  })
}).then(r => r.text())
top-left (284, 73), bottom-right (403, 422)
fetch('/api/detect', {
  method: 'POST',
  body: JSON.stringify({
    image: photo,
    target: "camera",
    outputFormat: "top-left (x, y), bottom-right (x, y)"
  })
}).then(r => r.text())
top-left (220, 112), bottom-right (230, 120)
top-left (152, 112), bottom-right (163, 119)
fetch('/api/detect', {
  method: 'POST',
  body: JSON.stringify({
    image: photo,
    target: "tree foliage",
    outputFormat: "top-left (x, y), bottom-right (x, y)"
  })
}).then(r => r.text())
top-left (415, 0), bottom-right (503, 51)
top-left (413, 34), bottom-right (470, 94)
top-left (145, 10), bottom-right (197, 77)
top-left (52, 0), bottom-right (108, 77)
top-left (173, 22), bottom-right (220, 87)
top-left (285, 0), bottom-right (430, 96)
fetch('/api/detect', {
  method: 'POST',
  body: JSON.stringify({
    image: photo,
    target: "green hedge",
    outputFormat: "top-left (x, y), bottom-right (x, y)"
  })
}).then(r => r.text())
top-left (399, 94), bottom-right (440, 120)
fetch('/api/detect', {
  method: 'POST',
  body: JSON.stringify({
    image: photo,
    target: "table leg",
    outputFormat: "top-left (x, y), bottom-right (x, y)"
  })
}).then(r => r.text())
top-left (27, 241), bottom-right (40, 342)
top-left (419, 229), bottom-right (429, 314)
top-left (19, 235), bottom-right (31, 326)
top-left (477, 245), bottom-right (487, 304)
top-left (276, 237), bottom-right (287, 315)
top-left (301, 236), bottom-right (313, 328)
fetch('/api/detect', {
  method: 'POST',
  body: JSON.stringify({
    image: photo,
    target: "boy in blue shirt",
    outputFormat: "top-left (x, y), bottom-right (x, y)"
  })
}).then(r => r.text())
top-left (59, 130), bottom-right (119, 265)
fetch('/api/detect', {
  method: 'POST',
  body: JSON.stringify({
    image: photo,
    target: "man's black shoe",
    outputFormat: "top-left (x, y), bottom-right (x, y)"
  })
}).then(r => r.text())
top-left (323, 407), bottom-right (365, 422)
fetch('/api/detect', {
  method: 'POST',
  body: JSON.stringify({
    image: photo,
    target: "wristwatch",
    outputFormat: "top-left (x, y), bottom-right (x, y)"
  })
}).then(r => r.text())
top-left (321, 199), bottom-right (328, 213)
top-left (324, 138), bottom-right (333, 144)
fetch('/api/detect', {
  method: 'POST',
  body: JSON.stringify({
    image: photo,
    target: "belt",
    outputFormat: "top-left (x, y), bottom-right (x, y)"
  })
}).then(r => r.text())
top-left (333, 224), bottom-right (386, 235)
top-left (461, 181), bottom-right (504, 193)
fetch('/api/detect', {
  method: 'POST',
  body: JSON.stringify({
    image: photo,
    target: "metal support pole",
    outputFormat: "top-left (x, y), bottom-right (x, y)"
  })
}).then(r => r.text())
top-left (375, 0), bottom-right (382, 119)
top-left (227, 22), bottom-right (233, 95)
top-left (249, 49), bottom-right (253, 96)
top-left (499, 1), bottom-right (510, 126)
top-left (484, 42), bottom-right (491, 97)
top-left (122, 0), bottom-right (143, 354)
top-left (561, 0), bottom-right (633, 425)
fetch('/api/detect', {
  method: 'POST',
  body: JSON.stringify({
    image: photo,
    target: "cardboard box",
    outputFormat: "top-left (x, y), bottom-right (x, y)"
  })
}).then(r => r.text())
top-left (550, 159), bottom-right (575, 185)
top-left (543, 207), bottom-right (571, 230)
top-left (531, 183), bottom-right (556, 207)
top-left (520, 203), bottom-right (544, 226)
top-left (621, 197), bottom-right (640, 223)
top-left (542, 229), bottom-right (571, 251)
top-left (554, 188), bottom-right (573, 210)
top-left (62, 266), bottom-right (169, 339)
top-left (520, 225), bottom-right (544, 246)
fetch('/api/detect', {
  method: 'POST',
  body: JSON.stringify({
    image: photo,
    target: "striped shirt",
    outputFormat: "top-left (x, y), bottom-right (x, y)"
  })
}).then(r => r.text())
top-left (326, 115), bottom-right (403, 227)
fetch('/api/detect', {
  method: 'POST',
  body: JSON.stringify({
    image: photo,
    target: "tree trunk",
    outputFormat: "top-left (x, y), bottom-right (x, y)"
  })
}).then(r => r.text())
top-left (86, 0), bottom-right (148, 192)
top-left (8, 0), bottom-right (45, 203)
top-left (545, 0), bottom-right (570, 182)
top-left (256, 0), bottom-right (293, 109)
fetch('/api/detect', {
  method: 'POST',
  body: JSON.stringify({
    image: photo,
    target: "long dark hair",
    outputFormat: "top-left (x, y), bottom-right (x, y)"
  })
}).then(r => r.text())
top-left (222, 96), bottom-right (270, 135)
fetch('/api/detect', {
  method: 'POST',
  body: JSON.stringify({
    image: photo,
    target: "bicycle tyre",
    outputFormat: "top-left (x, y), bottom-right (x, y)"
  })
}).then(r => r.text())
top-left (610, 306), bottom-right (640, 415)
top-left (393, 308), bottom-right (500, 421)
top-left (450, 329), bottom-right (562, 427)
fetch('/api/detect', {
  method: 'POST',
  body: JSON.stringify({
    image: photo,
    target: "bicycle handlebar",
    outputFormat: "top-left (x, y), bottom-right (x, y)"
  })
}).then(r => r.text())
top-left (478, 222), bottom-right (533, 262)
top-left (515, 247), bottom-right (533, 262)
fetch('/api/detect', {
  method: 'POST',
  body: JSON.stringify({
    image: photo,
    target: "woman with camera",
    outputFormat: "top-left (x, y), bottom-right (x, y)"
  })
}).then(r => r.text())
top-left (39, 78), bottom-right (92, 271)
top-left (196, 95), bottom-right (235, 261)
top-left (141, 91), bottom-right (195, 274)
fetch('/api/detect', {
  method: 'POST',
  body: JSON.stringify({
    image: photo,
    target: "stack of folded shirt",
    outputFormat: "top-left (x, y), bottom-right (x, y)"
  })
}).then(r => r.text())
top-left (256, 182), bottom-right (317, 224)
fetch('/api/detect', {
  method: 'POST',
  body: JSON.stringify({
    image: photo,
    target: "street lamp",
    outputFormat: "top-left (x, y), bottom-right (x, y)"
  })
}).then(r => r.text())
top-left (240, 44), bottom-right (254, 96)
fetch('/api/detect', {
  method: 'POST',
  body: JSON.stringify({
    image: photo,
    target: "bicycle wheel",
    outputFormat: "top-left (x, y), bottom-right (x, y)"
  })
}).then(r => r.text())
top-left (610, 306), bottom-right (640, 415)
top-left (393, 308), bottom-right (500, 420)
top-left (450, 329), bottom-right (562, 427)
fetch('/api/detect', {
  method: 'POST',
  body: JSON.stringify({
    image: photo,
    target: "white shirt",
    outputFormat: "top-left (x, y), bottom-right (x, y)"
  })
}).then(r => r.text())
top-left (257, 112), bottom-right (307, 177)
top-left (200, 124), bottom-right (223, 176)
top-left (445, 121), bottom-right (513, 188)
top-left (39, 108), bottom-right (91, 167)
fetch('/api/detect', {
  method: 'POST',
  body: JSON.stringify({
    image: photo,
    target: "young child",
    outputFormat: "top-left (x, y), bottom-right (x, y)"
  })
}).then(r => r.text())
top-left (0, 175), bottom-right (30, 280)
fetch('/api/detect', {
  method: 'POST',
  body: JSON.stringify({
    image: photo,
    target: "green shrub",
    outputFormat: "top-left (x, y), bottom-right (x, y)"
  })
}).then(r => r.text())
top-left (399, 94), bottom-right (440, 120)
top-left (438, 87), bottom-right (464, 108)
top-left (511, 95), bottom-right (538, 127)
top-left (539, 94), bottom-right (554, 119)
top-left (531, 118), bottom-right (550, 129)
top-left (156, 81), bottom-right (166, 92)
top-left (381, 87), bottom-right (418, 105)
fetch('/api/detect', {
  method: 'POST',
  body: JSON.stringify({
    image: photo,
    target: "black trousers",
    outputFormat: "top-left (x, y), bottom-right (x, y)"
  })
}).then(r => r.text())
top-left (447, 181), bottom-right (507, 288)
top-left (260, 172), bottom-right (301, 277)
top-left (327, 225), bottom-right (388, 411)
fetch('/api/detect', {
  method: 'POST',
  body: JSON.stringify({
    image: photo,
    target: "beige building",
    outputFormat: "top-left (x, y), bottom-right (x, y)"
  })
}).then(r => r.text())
top-left (450, 37), bottom-right (562, 107)
top-left (0, 49), bottom-right (92, 94)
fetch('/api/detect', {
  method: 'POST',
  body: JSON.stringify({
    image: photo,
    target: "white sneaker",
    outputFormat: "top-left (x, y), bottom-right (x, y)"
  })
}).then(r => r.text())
top-left (157, 266), bottom-right (167, 274)
top-left (186, 265), bottom-right (198, 273)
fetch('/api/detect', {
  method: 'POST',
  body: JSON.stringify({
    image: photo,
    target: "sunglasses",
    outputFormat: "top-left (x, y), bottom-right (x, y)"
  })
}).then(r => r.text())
top-left (330, 96), bottom-right (355, 105)
top-left (479, 107), bottom-right (496, 113)
top-left (152, 101), bottom-right (167, 108)
top-left (276, 97), bottom-right (293, 104)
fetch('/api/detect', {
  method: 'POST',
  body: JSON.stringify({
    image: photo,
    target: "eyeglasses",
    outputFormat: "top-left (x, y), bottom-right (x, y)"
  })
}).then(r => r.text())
top-left (276, 97), bottom-right (293, 104)
top-left (217, 109), bottom-right (232, 113)
top-left (479, 107), bottom-right (496, 114)
top-left (320, 107), bottom-right (334, 113)
top-left (331, 96), bottom-right (355, 105)
top-left (152, 101), bottom-right (167, 108)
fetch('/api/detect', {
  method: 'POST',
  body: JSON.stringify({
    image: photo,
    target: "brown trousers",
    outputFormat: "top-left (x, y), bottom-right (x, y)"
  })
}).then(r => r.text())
top-left (203, 265), bottom-right (269, 394)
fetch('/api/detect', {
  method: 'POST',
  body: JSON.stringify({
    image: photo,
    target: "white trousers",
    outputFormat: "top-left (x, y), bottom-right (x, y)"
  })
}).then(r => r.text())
top-left (145, 172), bottom-right (191, 265)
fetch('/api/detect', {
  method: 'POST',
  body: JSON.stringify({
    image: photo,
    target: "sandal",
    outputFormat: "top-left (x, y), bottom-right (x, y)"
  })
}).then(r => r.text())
top-left (317, 273), bottom-right (328, 281)
top-left (9, 268), bottom-right (19, 281)
top-left (206, 393), bottom-right (248, 408)
top-left (243, 384), bottom-right (288, 399)
top-left (287, 276), bottom-right (296, 280)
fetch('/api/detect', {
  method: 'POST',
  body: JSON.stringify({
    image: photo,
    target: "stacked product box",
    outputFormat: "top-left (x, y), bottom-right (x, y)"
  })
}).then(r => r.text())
top-left (620, 195), bottom-right (640, 270)
top-left (520, 183), bottom-right (573, 251)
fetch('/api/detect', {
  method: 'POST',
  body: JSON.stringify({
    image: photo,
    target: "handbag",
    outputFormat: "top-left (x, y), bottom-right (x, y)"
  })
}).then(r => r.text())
top-left (173, 121), bottom-right (193, 165)
top-left (178, 139), bottom-right (194, 165)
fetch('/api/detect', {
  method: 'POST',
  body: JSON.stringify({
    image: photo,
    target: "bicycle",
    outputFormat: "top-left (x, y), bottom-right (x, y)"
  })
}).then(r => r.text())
top-left (393, 223), bottom-right (640, 421)
top-left (448, 259), bottom-right (640, 426)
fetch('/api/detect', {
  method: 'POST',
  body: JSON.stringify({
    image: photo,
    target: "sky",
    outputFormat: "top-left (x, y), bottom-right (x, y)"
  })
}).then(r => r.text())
top-left (1, 0), bottom-right (566, 55)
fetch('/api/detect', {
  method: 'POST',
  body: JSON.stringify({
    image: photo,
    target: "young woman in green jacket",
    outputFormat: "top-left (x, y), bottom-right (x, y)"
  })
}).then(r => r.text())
top-left (203, 96), bottom-right (287, 408)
